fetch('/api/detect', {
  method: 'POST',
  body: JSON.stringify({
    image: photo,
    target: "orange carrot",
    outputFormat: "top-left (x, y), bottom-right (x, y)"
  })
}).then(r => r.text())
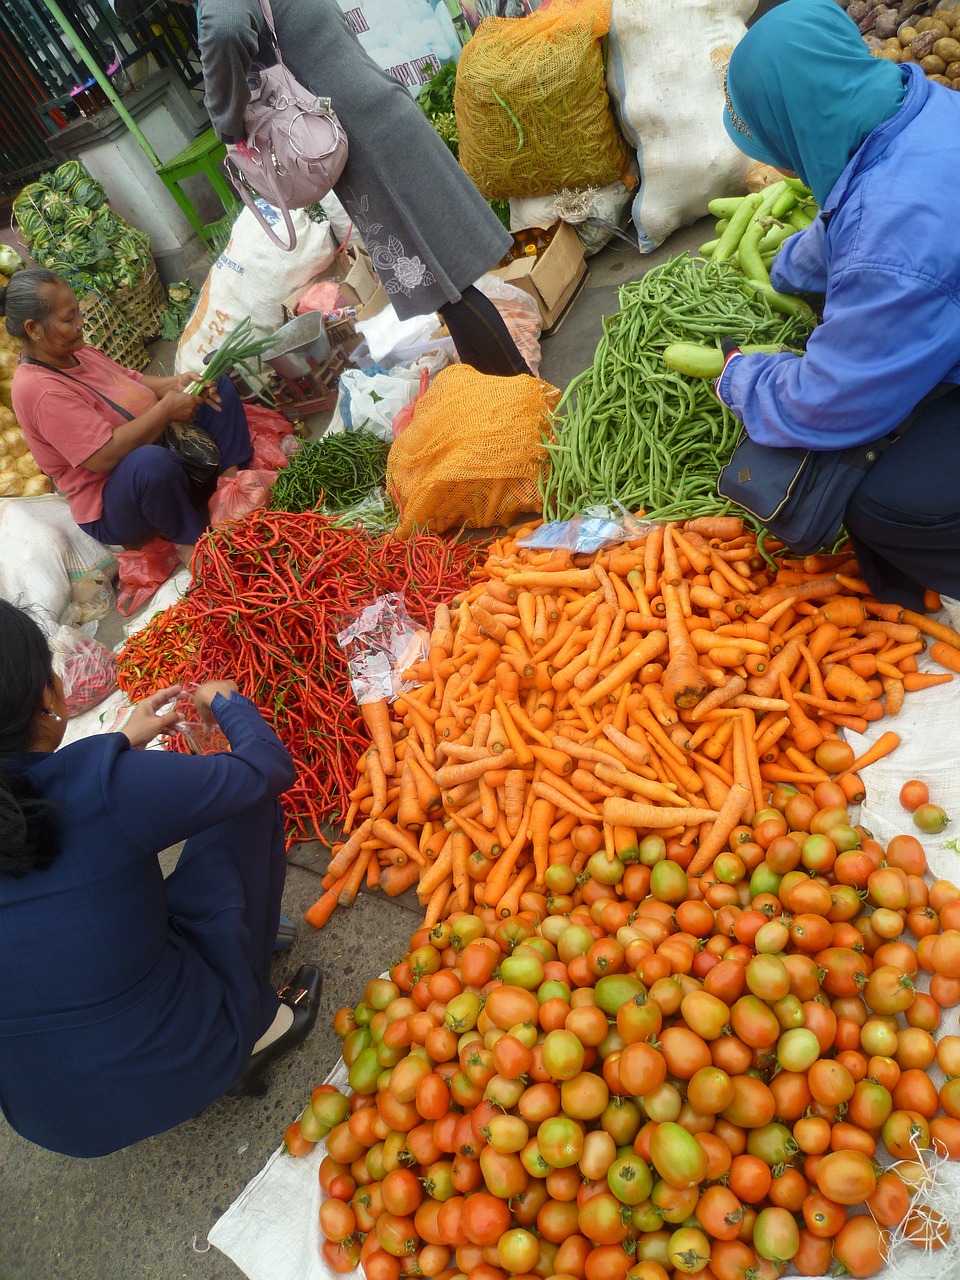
top-left (305, 876), bottom-right (347, 928)
top-left (929, 641), bottom-right (960, 674)
top-left (778, 673), bottom-right (823, 754)
top-left (602, 797), bottom-right (720, 828)
top-left (338, 846), bottom-right (375, 909)
top-left (495, 864), bottom-right (536, 919)
top-left (902, 672), bottom-right (953, 691)
top-left (579, 630), bottom-right (668, 707)
top-left (822, 664), bottom-right (874, 707)
top-left (900, 610), bottom-right (960, 652)
top-left (380, 862), bottom-right (421, 897)
top-left (661, 581), bottom-right (709, 710)
top-left (434, 752), bottom-right (516, 789)
top-left (326, 817), bottom-right (375, 880)
top-left (683, 516), bottom-right (744, 541)
top-left (361, 698), bottom-right (397, 775)
top-left (686, 783), bottom-right (753, 877)
top-left (530, 797), bottom-right (554, 889)
top-left (687, 676), bottom-right (747, 722)
top-left (837, 730), bottom-right (901, 777)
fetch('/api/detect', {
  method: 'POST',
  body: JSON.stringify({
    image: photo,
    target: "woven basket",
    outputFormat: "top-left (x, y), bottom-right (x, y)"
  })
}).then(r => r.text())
top-left (110, 257), bottom-right (167, 341)
top-left (79, 291), bottom-right (149, 371)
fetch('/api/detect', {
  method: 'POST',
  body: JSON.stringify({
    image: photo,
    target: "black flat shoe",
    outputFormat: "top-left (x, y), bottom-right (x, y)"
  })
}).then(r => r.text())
top-left (227, 965), bottom-right (323, 1098)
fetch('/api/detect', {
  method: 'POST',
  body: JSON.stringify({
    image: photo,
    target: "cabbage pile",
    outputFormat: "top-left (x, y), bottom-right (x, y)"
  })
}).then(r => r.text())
top-left (13, 160), bottom-right (151, 295)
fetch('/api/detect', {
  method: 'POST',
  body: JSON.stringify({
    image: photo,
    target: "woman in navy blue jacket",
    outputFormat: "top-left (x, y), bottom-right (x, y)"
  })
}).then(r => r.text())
top-left (717, 0), bottom-right (960, 608)
top-left (0, 602), bottom-right (320, 1157)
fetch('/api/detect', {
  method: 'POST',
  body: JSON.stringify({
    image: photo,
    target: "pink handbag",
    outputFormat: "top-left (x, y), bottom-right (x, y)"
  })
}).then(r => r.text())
top-left (224, 0), bottom-right (348, 252)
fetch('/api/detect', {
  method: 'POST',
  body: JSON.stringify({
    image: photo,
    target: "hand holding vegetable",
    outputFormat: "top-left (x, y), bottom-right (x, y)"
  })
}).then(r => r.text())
top-left (119, 684), bottom-right (183, 749)
top-left (160, 388), bottom-right (200, 425)
top-left (192, 680), bottom-right (240, 723)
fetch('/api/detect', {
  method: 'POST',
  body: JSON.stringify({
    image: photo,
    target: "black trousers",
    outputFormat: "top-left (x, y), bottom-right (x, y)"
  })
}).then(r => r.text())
top-left (845, 386), bottom-right (960, 609)
top-left (439, 285), bottom-right (532, 377)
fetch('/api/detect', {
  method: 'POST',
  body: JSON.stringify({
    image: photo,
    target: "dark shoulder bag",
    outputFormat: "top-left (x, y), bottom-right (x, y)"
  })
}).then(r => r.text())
top-left (20, 357), bottom-right (220, 486)
top-left (717, 384), bottom-right (953, 556)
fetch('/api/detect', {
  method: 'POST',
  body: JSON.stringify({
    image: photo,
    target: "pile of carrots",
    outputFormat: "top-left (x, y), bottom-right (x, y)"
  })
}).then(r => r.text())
top-left (308, 515), bottom-right (960, 929)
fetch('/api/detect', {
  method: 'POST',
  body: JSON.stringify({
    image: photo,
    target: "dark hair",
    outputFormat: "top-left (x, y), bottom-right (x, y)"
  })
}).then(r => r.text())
top-left (0, 600), bottom-right (60, 875)
top-left (0, 268), bottom-right (62, 341)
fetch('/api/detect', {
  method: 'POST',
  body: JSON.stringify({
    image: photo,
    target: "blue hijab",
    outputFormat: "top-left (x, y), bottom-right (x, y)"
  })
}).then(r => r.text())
top-left (724, 0), bottom-right (906, 206)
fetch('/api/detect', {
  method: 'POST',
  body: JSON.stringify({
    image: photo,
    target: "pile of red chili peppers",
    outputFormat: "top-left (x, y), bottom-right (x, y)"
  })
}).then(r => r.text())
top-left (116, 510), bottom-right (481, 845)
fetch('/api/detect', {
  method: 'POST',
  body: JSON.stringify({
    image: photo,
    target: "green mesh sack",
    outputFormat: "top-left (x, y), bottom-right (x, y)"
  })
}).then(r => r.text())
top-left (454, 0), bottom-right (628, 200)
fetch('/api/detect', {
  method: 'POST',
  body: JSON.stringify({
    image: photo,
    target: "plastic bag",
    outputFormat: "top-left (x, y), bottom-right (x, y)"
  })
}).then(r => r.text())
top-left (49, 625), bottom-right (118, 718)
top-left (251, 433), bottom-right (290, 471)
top-left (336, 592), bottom-right (429, 705)
top-left (69, 568), bottom-right (115, 626)
top-left (392, 368), bottom-right (431, 440)
top-left (475, 273), bottom-right (543, 376)
top-left (115, 537), bottom-right (180, 616)
top-left (244, 403), bottom-right (295, 442)
top-left (517, 504), bottom-right (654, 553)
top-left (338, 366), bottom-right (427, 443)
top-left (165, 683), bottom-right (230, 755)
top-left (209, 469), bottom-right (277, 527)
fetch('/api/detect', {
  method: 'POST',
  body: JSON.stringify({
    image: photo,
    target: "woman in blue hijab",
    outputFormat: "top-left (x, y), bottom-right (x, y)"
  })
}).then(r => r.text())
top-left (715, 0), bottom-right (960, 610)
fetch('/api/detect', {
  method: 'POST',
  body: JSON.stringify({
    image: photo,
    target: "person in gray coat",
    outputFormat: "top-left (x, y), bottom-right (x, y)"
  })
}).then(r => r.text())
top-left (162, 0), bottom-right (530, 376)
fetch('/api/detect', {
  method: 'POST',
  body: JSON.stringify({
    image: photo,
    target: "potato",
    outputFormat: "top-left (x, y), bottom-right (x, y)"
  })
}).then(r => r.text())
top-left (911, 29), bottom-right (940, 56)
top-left (947, 58), bottom-right (960, 76)
top-left (899, 24), bottom-right (918, 43)
top-left (21, 475), bottom-right (51, 497)
top-left (0, 470), bottom-right (23, 496)
top-left (875, 7), bottom-right (900, 37)
top-left (14, 454), bottom-right (39, 479)
top-left (928, 72), bottom-right (953, 83)
top-left (922, 53), bottom-right (948, 71)
top-left (876, 45), bottom-right (902, 57)
top-left (933, 35), bottom-right (960, 59)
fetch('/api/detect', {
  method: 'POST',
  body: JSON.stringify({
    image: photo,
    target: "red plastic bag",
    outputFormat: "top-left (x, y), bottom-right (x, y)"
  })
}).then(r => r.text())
top-left (209, 469), bottom-right (277, 526)
top-left (251, 433), bottom-right (290, 470)
top-left (50, 625), bottom-right (118, 717)
top-left (115, 537), bottom-right (180, 616)
top-left (244, 403), bottom-right (294, 441)
top-left (244, 403), bottom-right (295, 470)
top-left (392, 367), bottom-right (431, 440)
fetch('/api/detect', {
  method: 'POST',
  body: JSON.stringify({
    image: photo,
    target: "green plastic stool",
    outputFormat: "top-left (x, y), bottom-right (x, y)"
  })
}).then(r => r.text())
top-left (156, 126), bottom-right (238, 246)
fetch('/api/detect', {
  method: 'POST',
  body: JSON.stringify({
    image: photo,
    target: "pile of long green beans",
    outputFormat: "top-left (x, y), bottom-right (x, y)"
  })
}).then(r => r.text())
top-left (270, 430), bottom-right (391, 514)
top-left (540, 253), bottom-right (816, 522)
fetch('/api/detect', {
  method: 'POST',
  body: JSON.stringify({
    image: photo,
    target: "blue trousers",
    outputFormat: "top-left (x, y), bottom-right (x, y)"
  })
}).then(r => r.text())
top-left (165, 799), bottom-right (287, 1047)
top-left (845, 386), bottom-right (960, 609)
top-left (79, 376), bottom-right (253, 546)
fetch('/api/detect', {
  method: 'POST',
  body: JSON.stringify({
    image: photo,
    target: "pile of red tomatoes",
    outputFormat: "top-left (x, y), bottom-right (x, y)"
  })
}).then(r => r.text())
top-left (291, 779), bottom-right (960, 1280)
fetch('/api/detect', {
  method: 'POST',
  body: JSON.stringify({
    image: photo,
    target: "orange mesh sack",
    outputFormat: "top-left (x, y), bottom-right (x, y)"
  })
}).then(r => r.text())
top-left (386, 364), bottom-right (561, 536)
top-left (454, 0), bottom-right (628, 200)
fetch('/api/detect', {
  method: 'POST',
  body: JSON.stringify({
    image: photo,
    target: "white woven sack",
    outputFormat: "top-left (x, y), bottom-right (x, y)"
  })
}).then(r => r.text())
top-left (175, 202), bottom-right (337, 374)
top-left (607, 0), bottom-right (757, 252)
top-left (0, 495), bottom-right (115, 635)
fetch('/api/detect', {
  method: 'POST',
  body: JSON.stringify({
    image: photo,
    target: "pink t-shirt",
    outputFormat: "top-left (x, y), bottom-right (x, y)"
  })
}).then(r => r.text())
top-left (12, 347), bottom-right (158, 523)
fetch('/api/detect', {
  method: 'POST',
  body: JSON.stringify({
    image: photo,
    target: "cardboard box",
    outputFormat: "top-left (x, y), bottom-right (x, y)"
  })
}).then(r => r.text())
top-left (492, 220), bottom-right (589, 336)
top-left (283, 247), bottom-right (386, 351)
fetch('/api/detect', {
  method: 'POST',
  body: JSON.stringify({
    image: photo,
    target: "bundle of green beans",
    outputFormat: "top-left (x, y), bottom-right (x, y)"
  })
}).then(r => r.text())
top-left (270, 430), bottom-right (392, 514)
top-left (539, 252), bottom-right (816, 523)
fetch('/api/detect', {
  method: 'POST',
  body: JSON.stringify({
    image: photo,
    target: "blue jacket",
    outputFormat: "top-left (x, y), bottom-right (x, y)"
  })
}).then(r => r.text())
top-left (717, 66), bottom-right (960, 449)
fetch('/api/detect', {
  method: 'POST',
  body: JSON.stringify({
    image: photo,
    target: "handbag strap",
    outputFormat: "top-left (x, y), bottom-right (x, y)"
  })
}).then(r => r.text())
top-left (19, 355), bottom-right (135, 421)
top-left (256, 0), bottom-right (284, 64)
top-left (225, 158), bottom-right (299, 252)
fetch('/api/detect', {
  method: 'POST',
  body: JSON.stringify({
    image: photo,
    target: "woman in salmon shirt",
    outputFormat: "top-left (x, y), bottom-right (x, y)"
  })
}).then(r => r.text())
top-left (5, 268), bottom-right (252, 561)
